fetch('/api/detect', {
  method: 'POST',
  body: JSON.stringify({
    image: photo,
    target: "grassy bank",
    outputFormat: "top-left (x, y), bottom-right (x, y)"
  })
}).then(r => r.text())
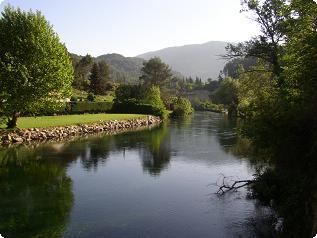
top-left (1, 114), bottom-right (147, 129)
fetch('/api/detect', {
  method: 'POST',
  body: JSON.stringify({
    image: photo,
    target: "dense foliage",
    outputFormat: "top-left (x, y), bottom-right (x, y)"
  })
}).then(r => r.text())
top-left (114, 84), bottom-right (145, 103)
top-left (0, 6), bottom-right (74, 128)
top-left (224, 1), bottom-right (317, 237)
top-left (112, 99), bottom-right (168, 118)
top-left (112, 61), bottom-right (174, 118)
top-left (114, 84), bottom-right (168, 118)
top-left (140, 57), bottom-right (173, 88)
top-left (89, 61), bottom-right (110, 95)
top-left (72, 54), bottom-right (94, 90)
top-left (192, 100), bottom-right (225, 113)
top-left (142, 86), bottom-right (166, 110)
top-left (67, 101), bottom-right (113, 114)
top-left (170, 97), bottom-right (193, 117)
top-left (227, 0), bottom-right (317, 158)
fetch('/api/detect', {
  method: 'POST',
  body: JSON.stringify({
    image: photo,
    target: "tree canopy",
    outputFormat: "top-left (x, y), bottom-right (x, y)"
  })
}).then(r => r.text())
top-left (0, 6), bottom-right (74, 128)
top-left (230, 1), bottom-right (317, 236)
top-left (139, 57), bottom-right (172, 88)
top-left (89, 61), bottom-right (110, 95)
top-left (72, 54), bottom-right (94, 90)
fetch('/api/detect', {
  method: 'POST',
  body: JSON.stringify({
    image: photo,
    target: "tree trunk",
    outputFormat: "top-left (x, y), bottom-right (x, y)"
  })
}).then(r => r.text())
top-left (7, 112), bottom-right (20, 129)
top-left (228, 104), bottom-right (238, 119)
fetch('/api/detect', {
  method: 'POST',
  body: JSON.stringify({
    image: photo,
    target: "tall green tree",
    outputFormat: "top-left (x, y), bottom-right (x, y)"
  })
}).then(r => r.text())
top-left (223, 1), bottom-right (317, 237)
top-left (211, 77), bottom-right (240, 116)
top-left (89, 61), bottom-right (110, 95)
top-left (139, 57), bottom-right (172, 88)
top-left (73, 54), bottom-right (94, 90)
top-left (283, 0), bottom-right (317, 104)
top-left (0, 6), bottom-right (73, 128)
top-left (225, 0), bottom-right (287, 84)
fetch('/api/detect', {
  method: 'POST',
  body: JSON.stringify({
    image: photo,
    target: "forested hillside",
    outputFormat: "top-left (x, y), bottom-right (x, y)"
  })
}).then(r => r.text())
top-left (71, 53), bottom-right (144, 84)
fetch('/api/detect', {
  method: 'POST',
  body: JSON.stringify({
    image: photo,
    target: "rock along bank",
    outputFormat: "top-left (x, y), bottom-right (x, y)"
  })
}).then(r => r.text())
top-left (0, 116), bottom-right (162, 145)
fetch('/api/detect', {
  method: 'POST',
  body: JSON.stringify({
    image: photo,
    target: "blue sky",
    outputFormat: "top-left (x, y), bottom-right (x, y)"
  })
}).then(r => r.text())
top-left (0, 0), bottom-right (259, 57)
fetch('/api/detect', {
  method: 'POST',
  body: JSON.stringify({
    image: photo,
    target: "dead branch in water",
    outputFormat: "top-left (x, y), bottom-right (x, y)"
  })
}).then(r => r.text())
top-left (214, 174), bottom-right (256, 195)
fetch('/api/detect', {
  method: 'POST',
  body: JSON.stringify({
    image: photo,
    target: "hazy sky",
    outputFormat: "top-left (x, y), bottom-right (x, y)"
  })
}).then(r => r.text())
top-left (0, 0), bottom-right (259, 57)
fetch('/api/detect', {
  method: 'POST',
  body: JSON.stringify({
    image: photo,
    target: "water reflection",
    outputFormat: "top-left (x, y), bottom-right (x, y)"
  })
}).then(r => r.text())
top-left (0, 113), bottom-right (276, 238)
top-left (137, 124), bottom-right (171, 175)
top-left (0, 124), bottom-right (171, 237)
top-left (0, 147), bottom-right (73, 238)
top-left (215, 114), bottom-right (317, 237)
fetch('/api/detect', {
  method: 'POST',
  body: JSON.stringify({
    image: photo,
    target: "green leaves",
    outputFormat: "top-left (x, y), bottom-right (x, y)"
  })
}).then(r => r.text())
top-left (89, 61), bottom-right (110, 95)
top-left (142, 86), bottom-right (165, 110)
top-left (170, 96), bottom-right (193, 117)
top-left (140, 57), bottom-right (172, 88)
top-left (0, 6), bottom-right (74, 126)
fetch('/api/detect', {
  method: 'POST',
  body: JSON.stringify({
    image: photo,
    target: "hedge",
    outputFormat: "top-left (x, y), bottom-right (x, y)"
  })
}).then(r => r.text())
top-left (67, 101), bottom-right (113, 114)
top-left (112, 99), bottom-right (168, 119)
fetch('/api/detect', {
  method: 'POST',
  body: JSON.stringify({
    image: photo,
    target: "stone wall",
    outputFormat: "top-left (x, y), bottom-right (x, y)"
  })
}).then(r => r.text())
top-left (0, 116), bottom-right (162, 145)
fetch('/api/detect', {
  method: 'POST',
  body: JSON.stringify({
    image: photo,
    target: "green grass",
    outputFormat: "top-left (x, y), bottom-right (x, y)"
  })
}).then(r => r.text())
top-left (1, 114), bottom-right (147, 129)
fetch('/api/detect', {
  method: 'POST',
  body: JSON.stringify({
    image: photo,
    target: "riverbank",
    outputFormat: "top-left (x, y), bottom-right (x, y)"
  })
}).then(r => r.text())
top-left (0, 115), bottom-right (162, 145)
top-left (0, 113), bottom-right (148, 129)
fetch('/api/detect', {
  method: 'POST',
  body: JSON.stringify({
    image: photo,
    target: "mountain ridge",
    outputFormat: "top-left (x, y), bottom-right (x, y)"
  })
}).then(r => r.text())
top-left (71, 41), bottom-right (230, 84)
top-left (137, 41), bottom-right (229, 81)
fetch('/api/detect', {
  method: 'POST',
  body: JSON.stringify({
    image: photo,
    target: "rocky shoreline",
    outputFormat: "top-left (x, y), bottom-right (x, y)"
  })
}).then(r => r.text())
top-left (0, 116), bottom-right (162, 146)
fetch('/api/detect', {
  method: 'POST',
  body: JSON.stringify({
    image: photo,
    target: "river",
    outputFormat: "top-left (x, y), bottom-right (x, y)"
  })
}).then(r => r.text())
top-left (0, 112), bottom-right (273, 238)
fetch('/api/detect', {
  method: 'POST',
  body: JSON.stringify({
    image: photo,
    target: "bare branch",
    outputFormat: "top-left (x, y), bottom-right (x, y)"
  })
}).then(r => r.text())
top-left (214, 174), bottom-right (256, 195)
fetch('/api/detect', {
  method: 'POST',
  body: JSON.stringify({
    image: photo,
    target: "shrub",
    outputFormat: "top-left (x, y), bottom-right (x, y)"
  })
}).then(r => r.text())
top-left (193, 100), bottom-right (226, 113)
top-left (142, 85), bottom-right (165, 109)
top-left (171, 97), bottom-right (193, 117)
top-left (114, 84), bottom-right (145, 103)
top-left (0, 116), bottom-right (8, 126)
top-left (70, 96), bottom-right (78, 102)
top-left (87, 93), bottom-right (96, 102)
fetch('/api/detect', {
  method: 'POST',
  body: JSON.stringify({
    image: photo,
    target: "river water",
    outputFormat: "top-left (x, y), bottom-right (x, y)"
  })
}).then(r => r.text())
top-left (0, 112), bottom-right (273, 238)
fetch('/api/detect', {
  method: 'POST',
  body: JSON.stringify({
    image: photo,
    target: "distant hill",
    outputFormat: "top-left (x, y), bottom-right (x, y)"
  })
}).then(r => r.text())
top-left (70, 53), bottom-right (144, 83)
top-left (71, 41), bottom-right (230, 84)
top-left (71, 53), bottom-right (184, 84)
top-left (138, 41), bottom-right (229, 81)
top-left (96, 54), bottom-right (144, 82)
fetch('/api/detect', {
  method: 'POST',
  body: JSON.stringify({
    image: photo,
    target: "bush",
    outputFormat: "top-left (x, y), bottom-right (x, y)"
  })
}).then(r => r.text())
top-left (170, 97), bottom-right (193, 117)
top-left (115, 84), bottom-right (145, 103)
top-left (87, 93), bottom-right (96, 102)
top-left (70, 96), bottom-right (78, 102)
top-left (67, 101), bottom-right (113, 114)
top-left (142, 85), bottom-right (165, 109)
top-left (0, 116), bottom-right (8, 126)
top-left (193, 100), bottom-right (226, 113)
top-left (113, 85), bottom-right (168, 119)
top-left (112, 99), bottom-right (168, 119)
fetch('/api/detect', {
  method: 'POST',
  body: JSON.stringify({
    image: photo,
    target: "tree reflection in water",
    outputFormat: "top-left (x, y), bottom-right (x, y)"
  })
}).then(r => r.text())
top-left (0, 147), bottom-right (73, 238)
top-left (0, 124), bottom-right (172, 237)
top-left (214, 113), bottom-right (317, 238)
